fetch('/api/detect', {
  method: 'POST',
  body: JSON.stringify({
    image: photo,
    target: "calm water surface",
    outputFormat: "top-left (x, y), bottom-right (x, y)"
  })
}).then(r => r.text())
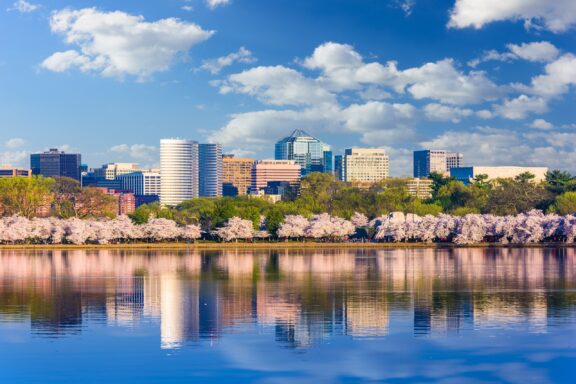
top-left (0, 248), bottom-right (575, 383)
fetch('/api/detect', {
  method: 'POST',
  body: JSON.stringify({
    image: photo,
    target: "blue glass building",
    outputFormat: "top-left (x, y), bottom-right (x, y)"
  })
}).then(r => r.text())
top-left (30, 148), bottom-right (81, 181)
top-left (274, 129), bottom-right (331, 176)
top-left (199, 143), bottom-right (223, 197)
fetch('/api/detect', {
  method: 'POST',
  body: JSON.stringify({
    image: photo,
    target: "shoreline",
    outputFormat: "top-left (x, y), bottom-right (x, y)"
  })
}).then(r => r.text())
top-left (0, 241), bottom-right (574, 251)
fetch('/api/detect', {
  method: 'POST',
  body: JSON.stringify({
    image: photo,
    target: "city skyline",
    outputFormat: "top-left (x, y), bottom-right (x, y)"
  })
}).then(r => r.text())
top-left (1, 1), bottom-right (576, 176)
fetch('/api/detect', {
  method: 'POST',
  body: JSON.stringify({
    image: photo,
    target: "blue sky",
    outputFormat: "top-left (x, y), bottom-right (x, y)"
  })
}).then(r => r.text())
top-left (1, 0), bottom-right (576, 175)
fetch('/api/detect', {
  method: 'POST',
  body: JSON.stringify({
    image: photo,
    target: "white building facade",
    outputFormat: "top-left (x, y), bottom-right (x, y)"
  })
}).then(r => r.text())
top-left (451, 166), bottom-right (549, 185)
top-left (118, 171), bottom-right (161, 196)
top-left (343, 148), bottom-right (389, 183)
top-left (160, 139), bottom-right (199, 206)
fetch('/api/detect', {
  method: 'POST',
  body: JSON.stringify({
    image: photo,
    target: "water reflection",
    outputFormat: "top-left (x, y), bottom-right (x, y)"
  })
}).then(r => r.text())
top-left (0, 248), bottom-right (575, 350)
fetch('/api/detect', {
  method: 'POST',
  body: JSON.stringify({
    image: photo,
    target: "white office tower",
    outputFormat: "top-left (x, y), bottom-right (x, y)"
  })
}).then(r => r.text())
top-left (160, 139), bottom-right (198, 206)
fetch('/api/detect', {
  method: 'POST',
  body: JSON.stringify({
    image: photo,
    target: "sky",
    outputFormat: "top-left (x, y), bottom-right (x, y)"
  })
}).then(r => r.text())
top-left (0, 0), bottom-right (575, 176)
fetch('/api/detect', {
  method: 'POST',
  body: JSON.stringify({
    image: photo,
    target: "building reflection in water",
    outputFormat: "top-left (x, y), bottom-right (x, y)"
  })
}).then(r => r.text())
top-left (0, 247), bottom-right (574, 349)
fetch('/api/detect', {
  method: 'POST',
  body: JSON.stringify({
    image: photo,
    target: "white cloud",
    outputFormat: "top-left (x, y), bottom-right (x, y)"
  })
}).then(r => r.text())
top-left (41, 8), bottom-right (214, 79)
top-left (530, 118), bottom-right (553, 130)
top-left (9, 0), bottom-right (40, 13)
top-left (0, 150), bottom-right (29, 168)
top-left (206, 0), bottom-right (230, 10)
top-left (448, 0), bottom-right (576, 32)
top-left (423, 103), bottom-right (474, 123)
top-left (110, 144), bottom-right (157, 161)
top-left (200, 47), bottom-right (256, 74)
top-left (393, 0), bottom-right (415, 16)
top-left (5, 138), bottom-right (26, 148)
top-left (181, 6), bottom-right (194, 12)
top-left (470, 41), bottom-right (560, 67)
top-left (530, 54), bottom-right (576, 97)
top-left (220, 65), bottom-right (336, 106)
top-left (494, 95), bottom-right (548, 120)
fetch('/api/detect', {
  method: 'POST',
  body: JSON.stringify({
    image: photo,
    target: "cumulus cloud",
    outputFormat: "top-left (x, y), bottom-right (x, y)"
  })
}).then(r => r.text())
top-left (448, 0), bottom-right (576, 32)
top-left (206, 0), bottom-right (230, 10)
top-left (5, 138), bottom-right (26, 148)
top-left (41, 8), bottom-right (214, 79)
top-left (8, 0), bottom-right (40, 13)
top-left (494, 95), bottom-right (548, 120)
top-left (530, 54), bottom-right (576, 97)
top-left (219, 65), bottom-right (336, 106)
top-left (469, 41), bottom-right (560, 67)
top-left (200, 47), bottom-right (256, 74)
top-left (530, 119), bottom-right (553, 130)
top-left (110, 144), bottom-right (157, 161)
top-left (423, 104), bottom-right (474, 123)
top-left (393, 0), bottom-right (415, 16)
top-left (0, 151), bottom-right (29, 167)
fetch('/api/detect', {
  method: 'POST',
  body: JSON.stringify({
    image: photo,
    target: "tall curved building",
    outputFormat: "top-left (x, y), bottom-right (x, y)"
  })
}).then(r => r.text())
top-left (160, 139), bottom-right (198, 206)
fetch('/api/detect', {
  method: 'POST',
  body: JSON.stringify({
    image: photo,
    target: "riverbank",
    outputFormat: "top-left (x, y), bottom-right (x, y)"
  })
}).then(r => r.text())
top-left (0, 241), bottom-right (574, 251)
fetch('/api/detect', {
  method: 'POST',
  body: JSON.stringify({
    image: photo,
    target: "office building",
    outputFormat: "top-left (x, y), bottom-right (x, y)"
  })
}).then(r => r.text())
top-left (342, 148), bottom-right (389, 183)
top-left (0, 166), bottom-right (31, 178)
top-left (199, 144), bottom-right (223, 197)
top-left (94, 163), bottom-right (140, 180)
top-left (406, 178), bottom-right (433, 200)
top-left (274, 129), bottom-right (331, 175)
top-left (451, 166), bottom-right (549, 185)
top-left (413, 150), bottom-right (463, 178)
top-left (222, 155), bottom-right (254, 196)
top-left (118, 171), bottom-right (161, 196)
top-left (160, 139), bottom-right (198, 206)
top-left (251, 160), bottom-right (300, 191)
top-left (322, 150), bottom-right (334, 174)
top-left (30, 148), bottom-right (81, 181)
top-left (334, 155), bottom-right (343, 181)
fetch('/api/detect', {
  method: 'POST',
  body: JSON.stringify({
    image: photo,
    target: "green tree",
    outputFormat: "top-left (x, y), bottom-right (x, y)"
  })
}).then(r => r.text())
top-left (486, 178), bottom-right (553, 215)
top-left (51, 177), bottom-right (82, 218)
top-left (545, 170), bottom-right (574, 194)
top-left (0, 176), bottom-right (54, 218)
top-left (553, 192), bottom-right (576, 215)
top-left (73, 188), bottom-right (117, 218)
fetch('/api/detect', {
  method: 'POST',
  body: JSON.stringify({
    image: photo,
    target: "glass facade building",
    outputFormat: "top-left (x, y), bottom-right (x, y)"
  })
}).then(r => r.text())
top-left (274, 129), bottom-right (331, 175)
top-left (413, 150), bottom-right (463, 178)
top-left (30, 148), bottom-right (81, 181)
top-left (199, 144), bottom-right (223, 197)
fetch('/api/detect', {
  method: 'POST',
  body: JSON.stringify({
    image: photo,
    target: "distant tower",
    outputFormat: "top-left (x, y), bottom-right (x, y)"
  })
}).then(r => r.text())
top-left (160, 139), bottom-right (198, 206)
top-left (30, 148), bottom-right (82, 181)
top-left (413, 150), bottom-right (463, 178)
top-left (198, 144), bottom-right (223, 197)
top-left (274, 129), bottom-right (331, 176)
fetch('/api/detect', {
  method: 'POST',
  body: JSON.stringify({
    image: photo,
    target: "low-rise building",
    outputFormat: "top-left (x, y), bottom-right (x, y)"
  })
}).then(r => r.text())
top-left (94, 163), bottom-right (140, 180)
top-left (406, 178), bottom-right (433, 200)
top-left (117, 171), bottom-right (161, 196)
top-left (451, 166), bottom-right (549, 185)
top-left (0, 166), bottom-right (31, 178)
top-left (251, 160), bottom-right (300, 191)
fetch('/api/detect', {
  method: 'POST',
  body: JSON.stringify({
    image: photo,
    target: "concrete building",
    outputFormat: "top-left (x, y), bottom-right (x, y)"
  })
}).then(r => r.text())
top-left (342, 148), bottom-right (389, 183)
top-left (30, 148), bottom-right (82, 181)
top-left (413, 150), bottom-right (463, 177)
top-left (251, 160), bottom-right (300, 191)
top-left (94, 163), bottom-right (140, 180)
top-left (222, 155), bottom-right (254, 196)
top-left (275, 129), bottom-right (331, 175)
top-left (0, 166), bottom-right (31, 178)
top-left (451, 166), bottom-right (549, 185)
top-left (406, 178), bottom-right (433, 200)
top-left (118, 171), bottom-right (161, 196)
top-left (160, 139), bottom-right (199, 206)
top-left (199, 144), bottom-right (223, 197)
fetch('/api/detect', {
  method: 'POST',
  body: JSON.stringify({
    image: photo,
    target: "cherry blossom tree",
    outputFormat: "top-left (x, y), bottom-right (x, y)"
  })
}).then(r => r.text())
top-left (277, 215), bottom-right (309, 239)
top-left (217, 217), bottom-right (254, 242)
top-left (351, 212), bottom-right (369, 228)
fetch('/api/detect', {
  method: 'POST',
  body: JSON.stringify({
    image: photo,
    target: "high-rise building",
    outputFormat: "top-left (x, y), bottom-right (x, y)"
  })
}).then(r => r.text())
top-left (322, 150), bottom-right (334, 174)
top-left (334, 155), bottom-right (343, 181)
top-left (94, 163), bottom-right (140, 180)
top-left (413, 150), bottom-right (463, 178)
top-left (222, 155), bottom-right (254, 196)
top-left (30, 148), bottom-right (81, 181)
top-left (199, 144), bottom-right (223, 197)
top-left (118, 171), bottom-right (161, 196)
top-left (274, 129), bottom-right (331, 175)
top-left (342, 148), bottom-right (389, 183)
top-left (251, 160), bottom-right (301, 191)
top-left (160, 139), bottom-right (198, 206)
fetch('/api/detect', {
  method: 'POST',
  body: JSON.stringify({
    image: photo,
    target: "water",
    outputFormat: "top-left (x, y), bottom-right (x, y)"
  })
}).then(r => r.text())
top-left (0, 247), bottom-right (575, 383)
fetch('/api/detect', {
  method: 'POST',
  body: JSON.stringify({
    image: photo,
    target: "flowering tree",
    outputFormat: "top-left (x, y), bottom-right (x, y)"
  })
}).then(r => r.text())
top-left (181, 224), bottom-right (202, 242)
top-left (277, 215), bottom-right (309, 239)
top-left (217, 217), bottom-right (254, 242)
top-left (142, 218), bottom-right (182, 242)
top-left (351, 212), bottom-right (369, 228)
top-left (454, 214), bottom-right (487, 245)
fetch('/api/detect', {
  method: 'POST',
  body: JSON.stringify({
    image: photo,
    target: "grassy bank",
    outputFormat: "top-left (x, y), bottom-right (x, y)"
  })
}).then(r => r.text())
top-left (0, 241), bottom-right (574, 251)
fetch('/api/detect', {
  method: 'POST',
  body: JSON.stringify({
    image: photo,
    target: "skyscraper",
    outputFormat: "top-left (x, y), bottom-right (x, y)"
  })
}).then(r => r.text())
top-left (274, 129), bottom-right (331, 175)
top-left (199, 144), bottom-right (223, 197)
top-left (160, 139), bottom-right (198, 206)
top-left (413, 150), bottom-right (463, 178)
top-left (30, 148), bottom-right (81, 181)
top-left (342, 148), bottom-right (389, 183)
top-left (222, 155), bottom-right (255, 196)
